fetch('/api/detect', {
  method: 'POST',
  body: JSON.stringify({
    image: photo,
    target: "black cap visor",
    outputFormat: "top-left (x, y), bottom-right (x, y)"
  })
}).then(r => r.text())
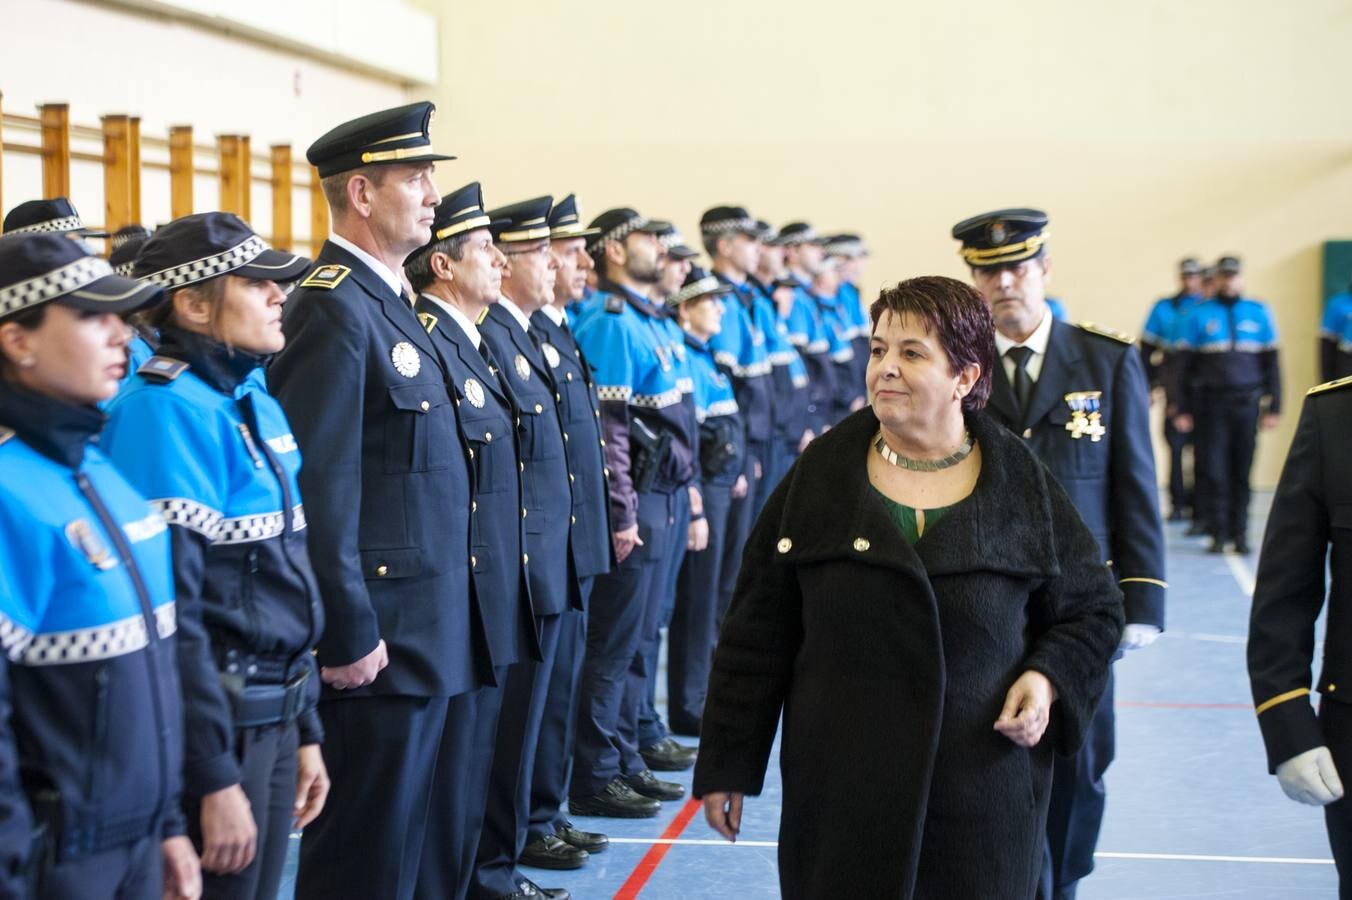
top-left (55, 273), bottom-right (164, 315)
top-left (233, 248), bottom-right (311, 283)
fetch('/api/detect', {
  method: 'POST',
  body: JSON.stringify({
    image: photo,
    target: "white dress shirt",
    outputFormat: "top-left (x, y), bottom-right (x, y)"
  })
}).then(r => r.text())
top-left (994, 305), bottom-right (1054, 384)
top-left (329, 233), bottom-right (405, 301)
top-left (496, 296), bottom-right (533, 333)
top-left (420, 294), bottom-right (481, 350)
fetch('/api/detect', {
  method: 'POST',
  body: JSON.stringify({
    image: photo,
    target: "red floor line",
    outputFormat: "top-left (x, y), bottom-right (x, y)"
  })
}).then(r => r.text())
top-left (1118, 701), bottom-right (1252, 709)
top-left (612, 797), bottom-right (703, 900)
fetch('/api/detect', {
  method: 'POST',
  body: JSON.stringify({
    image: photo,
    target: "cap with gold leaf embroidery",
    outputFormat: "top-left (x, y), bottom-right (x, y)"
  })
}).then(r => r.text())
top-left (306, 101), bottom-right (455, 178)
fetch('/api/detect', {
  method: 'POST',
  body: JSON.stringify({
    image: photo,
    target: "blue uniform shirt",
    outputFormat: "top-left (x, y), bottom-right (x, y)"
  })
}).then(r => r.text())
top-left (786, 280), bottom-right (837, 434)
top-left (1140, 292), bottom-right (1201, 391)
top-left (684, 332), bottom-right (744, 486)
top-left (710, 273), bottom-right (774, 450)
top-left (1321, 291), bottom-right (1352, 382)
top-left (1174, 296), bottom-right (1282, 414)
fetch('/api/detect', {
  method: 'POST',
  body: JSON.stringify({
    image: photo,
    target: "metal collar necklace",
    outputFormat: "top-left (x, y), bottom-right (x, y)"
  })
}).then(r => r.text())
top-left (873, 430), bottom-right (974, 472)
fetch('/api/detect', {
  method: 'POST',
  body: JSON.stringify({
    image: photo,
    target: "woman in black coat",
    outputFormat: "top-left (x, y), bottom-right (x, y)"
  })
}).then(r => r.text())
top-left (694, 276), bottom-right (1124, 899)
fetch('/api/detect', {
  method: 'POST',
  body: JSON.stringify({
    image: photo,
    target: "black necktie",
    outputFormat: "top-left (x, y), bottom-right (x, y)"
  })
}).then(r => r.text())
top-left (1006, 345), bottom-right (1034, 415)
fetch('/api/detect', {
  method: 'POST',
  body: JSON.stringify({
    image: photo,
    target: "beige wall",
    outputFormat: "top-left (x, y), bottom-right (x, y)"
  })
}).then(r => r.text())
top-left (417, 0), bottom-right (1352, 486)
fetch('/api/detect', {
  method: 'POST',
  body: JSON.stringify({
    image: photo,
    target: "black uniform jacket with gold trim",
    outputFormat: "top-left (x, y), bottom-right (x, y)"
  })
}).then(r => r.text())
top-left (986, 319), bottom-right (1166, 629)
top-left (269, 241), bottom-right (487, 698)
top-left (1249, 378), bottom-right (1352, 771)
top-left (414, 295), bottom-right (539, 671)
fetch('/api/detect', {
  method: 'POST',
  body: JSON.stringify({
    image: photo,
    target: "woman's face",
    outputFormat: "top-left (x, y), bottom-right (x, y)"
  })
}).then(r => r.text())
top-left (1, 305), bottom-right (132, 406)
top-left (867, 310), bottom-right (974, 432)
top-left (216, 275), bottom-right (289, 355)
top-left (680, 295), bottom-right (723, 338)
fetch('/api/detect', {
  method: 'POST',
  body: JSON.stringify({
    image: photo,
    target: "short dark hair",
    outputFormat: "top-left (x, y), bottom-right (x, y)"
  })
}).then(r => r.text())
top-left (404, 233), bottom-right (471, 294)
top-left (870, 276), bottom-right (994, 412)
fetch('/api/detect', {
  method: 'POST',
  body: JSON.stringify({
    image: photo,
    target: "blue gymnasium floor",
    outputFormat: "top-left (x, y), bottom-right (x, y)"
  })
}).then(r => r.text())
top-left (280, 491), bottom-right (1340, 898)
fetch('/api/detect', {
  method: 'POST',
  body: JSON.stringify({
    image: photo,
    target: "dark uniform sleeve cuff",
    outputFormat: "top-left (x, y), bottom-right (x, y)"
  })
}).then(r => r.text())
top-left (1119, 578), bottom-right (1167, 630)
top-left (298, 708), bottom-right (324, 747)
top-left (1257, 691), bottom-right (1325, 773)
top-left (185, 752), bottom-right (243, 799)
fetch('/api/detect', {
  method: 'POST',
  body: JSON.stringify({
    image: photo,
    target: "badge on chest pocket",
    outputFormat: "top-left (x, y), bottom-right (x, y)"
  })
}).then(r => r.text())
top-left (1063, 391), bottom-right (1105, 442)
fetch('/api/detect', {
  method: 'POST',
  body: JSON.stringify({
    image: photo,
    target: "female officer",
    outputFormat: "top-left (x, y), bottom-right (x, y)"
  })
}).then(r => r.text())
top-left (0, 233), bottom-right (201, 899)
top-left (665, 267), bottom-right (746, 736)
top-left (101, 212), bottom-right (328, 900)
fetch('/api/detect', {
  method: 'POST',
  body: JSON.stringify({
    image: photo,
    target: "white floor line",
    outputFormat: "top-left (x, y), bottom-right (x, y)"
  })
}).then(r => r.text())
top-left (605, 837), bottom-right (1333, 864)
top-left (1225, 551), bottom-right (1257, 596)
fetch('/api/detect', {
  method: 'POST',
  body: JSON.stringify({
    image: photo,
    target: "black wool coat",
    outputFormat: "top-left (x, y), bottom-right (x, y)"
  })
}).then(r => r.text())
top-left (692, 407), bottom-right (1125, 899)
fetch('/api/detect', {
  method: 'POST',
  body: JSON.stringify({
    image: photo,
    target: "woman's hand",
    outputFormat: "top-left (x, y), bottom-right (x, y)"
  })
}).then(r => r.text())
top-left (160, 835), bottom-right (202, 899)
top-left (702, 792), bottom-right (744, 842)
top-left (294, 744), bottom-right (331, 829)
top-left (199, 783), bottom-right (257, 874)
top-left (993, 670), bottom-right (1057, 748)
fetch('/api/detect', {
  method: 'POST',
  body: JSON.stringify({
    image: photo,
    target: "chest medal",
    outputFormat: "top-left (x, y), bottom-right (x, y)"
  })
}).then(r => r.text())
top-left (391, 341), bottom-right (421, 378)
top-left (515, 354), bottom-right (531, 381)
top-left (464, 378), bottom-right (486, 409)
top-left (1063, 391), bottom-right (1106, 442)
top-left (542, 342), bottom-right (561, 369)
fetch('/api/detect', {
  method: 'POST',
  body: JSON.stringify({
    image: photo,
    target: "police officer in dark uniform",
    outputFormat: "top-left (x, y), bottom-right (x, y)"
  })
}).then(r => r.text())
top-left (521, 194), bottom-right (614, 869)
top-left (0, 233), bottom-right (200, 899)
top-left (102, 212), bottom-right (325, 900)
top-left (1172, 256), bottom-right (1281, 554)
top-left (266, 102), bottom-right (491, 900)
top-left (1248, 374), bottom-right (1352, 894)
top-left (1140, 257), bottom-right (1203, 522)
top-left (571, 208), bottom-right (695, 817)
top-left (953, 208), bottom-right (1164, 900)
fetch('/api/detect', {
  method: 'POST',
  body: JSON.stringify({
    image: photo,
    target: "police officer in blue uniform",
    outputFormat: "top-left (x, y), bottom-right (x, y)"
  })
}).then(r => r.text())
top-left (105, 226), bottom-right (162, 382)
top-left (1172, 255), bottom-right (1281, 555)
top-left (101, 212), bottom-right (326, 900)
top-left (953, 208), bottom-right (1164, 900)
top-left (1247, 375), bottom-right (1352, 894)
top-left (1140, 257), bottom-right (1204, 522)
top-left (0, 233), bottom-right (201, 899)
top-left (571, 208), bottom-right (696, 817)
top-left (665, 267), bottom-right (745, 736)
top-left (521, 194), bottom-right (614, 869)
top-left (265, 102), bottom-right (490, 900)
top-left (750, 223), bottom-right (813, 483)
top-left (825, 233), bottom-right (872, 393)
top-left (1319, 281), bottom-right (1352, 383)
top-left (781, 222), bottom-right (847, 434)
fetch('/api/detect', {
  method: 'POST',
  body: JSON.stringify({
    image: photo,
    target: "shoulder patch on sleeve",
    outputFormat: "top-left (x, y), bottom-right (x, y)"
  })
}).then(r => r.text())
top-left (1076, 321), bottom-right (1135, 345)
top-left (1308, 375), bottom-right (1352, 396)
top-left (138, 355), bottom-right (190, 382)
top-left (0, 426), bottom-right (13, 446)
top-left (604, 293), bottom-right (625, 314)
top-left (299, 264), bottom-right (351, 290)
top-left (417, 311), bottom-right (438, 334)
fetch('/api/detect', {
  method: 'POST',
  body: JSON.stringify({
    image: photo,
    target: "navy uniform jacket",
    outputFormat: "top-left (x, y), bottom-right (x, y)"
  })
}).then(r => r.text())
top-left (1173, 296), bottom-right (1282, 416)
top-left (415, 295), bottom-right (537, 669)
top-left (0, 633), bottom-right (30, 895)
top-left (986, 320), bottom-right (1167, 629)
top-left (749, 276), bottom-right (809, 446)
top-left (269, 241), bottom-right (485, 697)
top-left (783, 280), bottom-right (836, 435)
top-left (0, 388), bottom-right (186, 858)
top-left (103, 329), bottom-right (325, 797)
top-left (481, 302), bottom-right (579, 617)
top-left (1249, 378), bottom-right (1352, 770)
top-left (531, 308), bottom-right (615, 581)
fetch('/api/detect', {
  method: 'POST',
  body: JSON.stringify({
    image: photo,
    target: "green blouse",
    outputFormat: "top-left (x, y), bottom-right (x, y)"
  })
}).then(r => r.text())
top-left (872, 486), bottom-right (953, 545)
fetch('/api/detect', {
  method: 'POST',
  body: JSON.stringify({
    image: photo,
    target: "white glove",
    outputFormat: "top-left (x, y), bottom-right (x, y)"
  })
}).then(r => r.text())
top-left (1119, 624), bottom-right (1161, 650)
top-left (1276, 746), bottom-right (1345, 806)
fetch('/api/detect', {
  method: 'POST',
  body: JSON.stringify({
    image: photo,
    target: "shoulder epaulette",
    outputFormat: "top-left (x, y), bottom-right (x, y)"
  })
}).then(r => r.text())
top-left (1076, 321), bottom-right (1135, 345)
top-left (604, 294), bottom-right (625, 314)
top-left (475, 307), bottom-right (490, 326)
top-left (1308, 375), bottom-right (1352, 396)
top-left (138, 355), bottom-right (190, 382)
top-left (298, 264), bottom-right (351, 290)
top-left (0, 426), bottom-right (13, 447)
top-left (417, 311), bottom-right (438, 334)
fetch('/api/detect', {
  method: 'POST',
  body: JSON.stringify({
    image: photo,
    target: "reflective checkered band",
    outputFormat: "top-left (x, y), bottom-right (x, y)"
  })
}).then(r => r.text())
top-left (596, 386), bottom-right (632, 402)
top-left (154, 498), bottom-right (305, 543)
top-left (700, 217), bottom-right (757, 236)
top-left (732, 359), bottom-right (773, 378)
top-left (806, 339), bottom-right (829, 353)
top-left (676, 376), bottom-right (694, 395)
top-left (791, 373), bottom-right (809, 388)
top-left (631, 387), bottom-right (682, 409)
top-left (1196, 342), bottom-right (1277, 354)
top-left (785, 333), bottom-right (808, 347)
top-left (713, 350), bottom-right (738, 369)
top-left (768, 350), bottom-right (797, 366)
top-left (6, 215), bottom-right (85, 235)
top-left (123, 511), bottom-right (167, 544)
top-left (0, 613), bottom-right (34, 661)
top-left (706, 399), bottom-right (739, 418)
top-left (153, 497), bottom-right (223, 539)
top-left (669, 275), bottom-right (723, 306)
top-left (0, 255), bottom-right (114, 318)
top-left (113, 260), bottom-right (137, 277)
top-left (587, 216), bottom-right (648, 256)
top-left (831, 347), bottom-right (855, 364)
top-left (20, 602), bottom-right (175, 666)
top-left (139, 235), bottom-right (268, 290)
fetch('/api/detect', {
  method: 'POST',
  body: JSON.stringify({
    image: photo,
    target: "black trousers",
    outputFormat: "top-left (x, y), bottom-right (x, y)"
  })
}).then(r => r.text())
top-left (667, 480), bottom-right (734, 734)
top-left (1040, 668), bottom-right (1115, 900)
top-left (619, 490), bottom-right (678, 775)
top-left (42, 833), bottom-right (160, 900)
top-left (572, 491), bottom-right (673, 796)
top-left (1321, 700), bottom-right (1352, 898)
top-left (639, 486), bottom-right (690, 748)
top-left (1163, 414), bottom-right (1192, 514)
top-left (471, 615), bottom-right (562, 899)
top-left (528, 588), bottom-right (591, 842)
top-left (185, 721), bottom-right (299, 900)
top-left (295, 687), bottom-right (502, 900)
top-left (1194, 390), bottom-right (1260, 541)
top-left (716, 450), bottom-right (761, 624)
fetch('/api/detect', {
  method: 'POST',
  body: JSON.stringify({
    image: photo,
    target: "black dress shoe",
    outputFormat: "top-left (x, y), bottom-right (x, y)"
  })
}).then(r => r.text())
top-left (557, 823), bottom-right (609, 853)
top-left (568, 779), bottom-right (661, 818)
top-left (517, 877), bottom-right (570, 900)
top-left (520, 834), bottom-right (588, 870)
top-left (1207, 537), bottom-right (1227, 554)
top-left (623, 768), bottom-right (686, 801)
top-left (639, 736), bottom-right (698, 771)
top-left (1233, 539), bottom-right (1251, 555)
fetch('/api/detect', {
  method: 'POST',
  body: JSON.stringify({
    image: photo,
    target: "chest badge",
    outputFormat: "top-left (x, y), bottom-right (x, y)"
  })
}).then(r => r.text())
top-left (391, 341), bottom-right (421, 378)
top-left (464, 378), bottom-right (486, 409)
top-left (542, 342), bottom-right (561, 368)
top-left (1205, 320), bottom-right (1220, 335)
top-left (66, 519), bottom-right (116, 571)
top-left (1064, 391), bottom-right (1106, 442)
top-left (514, 354), bottom-right (531, 381)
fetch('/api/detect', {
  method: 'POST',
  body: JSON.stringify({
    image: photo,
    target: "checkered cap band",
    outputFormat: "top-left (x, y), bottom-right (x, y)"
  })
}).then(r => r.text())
top-left (110, 231), bottom-right (144, 250)
top-left (779, 227), bottom-right (818, 245)
top-left (139, 235), bottom-right (269, 290)
top-left (700, 216), bottom-right (758, 236)
top-left (670, 275), bottom-right (724, 305)
top-left (19, 602), bottom-right (176, 666)
top-left (6, 215), bottom-right (86, 236)
top-left (0, 255), bottom-right (115, 318)
top-left (659, 230), bottom-right (688, 251)
top-left (587, 215), bottom-right (648, 256)
top-left (113, 260), bottom-right (136, 277)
